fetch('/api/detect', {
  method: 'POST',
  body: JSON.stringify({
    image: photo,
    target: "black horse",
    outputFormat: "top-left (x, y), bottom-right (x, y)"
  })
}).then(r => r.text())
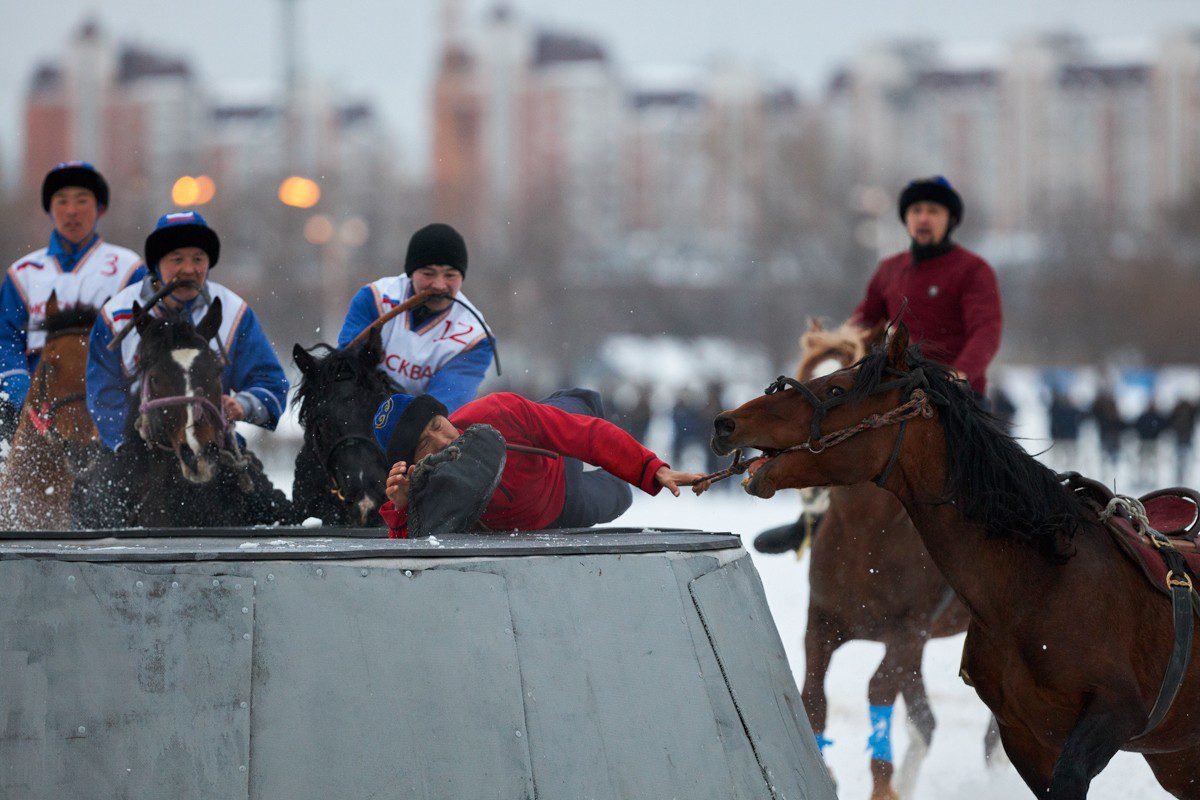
top-left (71, 299), bottom-right (296, 528)
top-left (291, 328), bottom-right (392, 526)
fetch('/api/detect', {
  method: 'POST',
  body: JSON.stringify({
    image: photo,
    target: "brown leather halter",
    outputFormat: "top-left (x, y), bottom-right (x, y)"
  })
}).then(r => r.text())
top-left (700, 369), bottom-right (934, 487)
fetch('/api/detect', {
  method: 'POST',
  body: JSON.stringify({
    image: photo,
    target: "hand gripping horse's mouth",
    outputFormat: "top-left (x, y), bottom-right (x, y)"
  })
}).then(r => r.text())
top-left (742, 448), bottom-right (782, 499)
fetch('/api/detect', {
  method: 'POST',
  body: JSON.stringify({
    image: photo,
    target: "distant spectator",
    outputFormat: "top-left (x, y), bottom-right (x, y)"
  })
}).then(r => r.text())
top-left (1048, 390), bottom-right (1085, 472)
top-left (1090, 390), bottom-right (1125, 477)
top-left (702, 382), bottom-right (727, 477)
top-left (990, 385), bottom-right (1017, 431)
top-left (1169, 398), bottom-right (1198, 485)
top-left (671, 390), bottom-right (706, 468)
top-left (1133, 402), bottom-right (1166, 486)
top-left (626, 385), bottom-right (654, 443)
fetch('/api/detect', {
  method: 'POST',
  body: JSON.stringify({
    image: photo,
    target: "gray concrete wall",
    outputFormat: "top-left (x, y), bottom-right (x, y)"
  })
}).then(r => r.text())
top-left (0, 541), bottom-right (835, 800)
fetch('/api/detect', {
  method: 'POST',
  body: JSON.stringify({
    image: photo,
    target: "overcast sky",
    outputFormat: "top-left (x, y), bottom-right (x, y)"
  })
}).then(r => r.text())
top-left (2, 0), bottom-right (1200, 182)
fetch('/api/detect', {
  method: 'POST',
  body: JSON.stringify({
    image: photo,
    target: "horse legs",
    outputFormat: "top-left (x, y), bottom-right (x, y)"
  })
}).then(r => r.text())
top-left (866, 639), bottom-right (922, 800)
top-left (1144, 743), bottom-right (1200, 798)
top-left (801, 610), bottom-right (844, 763)
top-left (983, 714), bottom-right (1009, 768)
top-left (1047, 698), bottom-right (1140, 799)
top-left (894, 652), bottom-right (935, 799)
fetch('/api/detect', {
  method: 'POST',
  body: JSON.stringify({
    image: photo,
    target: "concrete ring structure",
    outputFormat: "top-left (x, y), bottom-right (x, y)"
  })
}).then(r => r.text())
top-left (0, 526), bottom-right (836, 800)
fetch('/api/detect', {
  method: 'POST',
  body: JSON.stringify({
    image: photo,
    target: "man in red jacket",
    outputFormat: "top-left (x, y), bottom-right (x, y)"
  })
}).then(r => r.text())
top-left (850, 175), bottom-right (1001, 394)
top-left (754, 176), bottom-right (1003, 555)
top-left (373, 388), bottom-right (703, 537)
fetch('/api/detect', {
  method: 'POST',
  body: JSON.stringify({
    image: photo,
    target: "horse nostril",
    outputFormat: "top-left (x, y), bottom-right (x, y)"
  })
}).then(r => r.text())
top-left (714, 415), bottom-right (736, 438)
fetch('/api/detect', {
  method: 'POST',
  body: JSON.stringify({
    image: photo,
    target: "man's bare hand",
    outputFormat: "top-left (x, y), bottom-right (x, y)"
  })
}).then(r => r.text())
top-left (222, 395), bottom-right (245, 422)
top-left (385, 461), bottom-right (415, 508)
top-left (655, 466), bottom-right (706, 497)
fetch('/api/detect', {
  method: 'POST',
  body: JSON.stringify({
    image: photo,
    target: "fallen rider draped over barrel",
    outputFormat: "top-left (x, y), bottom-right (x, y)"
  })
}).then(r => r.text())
top-left (372, 388), bottom-right (704, 537)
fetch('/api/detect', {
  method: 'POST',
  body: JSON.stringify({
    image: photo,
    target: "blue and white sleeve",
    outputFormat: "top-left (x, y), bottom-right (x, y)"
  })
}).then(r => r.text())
top-left (86, 317), bottom-right (131, 450)
top-left (336, 285), bottom-right (381, 348)
top-left (425, 336), bottom-right (494, 413)
top-left (228, 307), bottom-right (289, 430)
top-left (0, 275), bottom-right (31, 408)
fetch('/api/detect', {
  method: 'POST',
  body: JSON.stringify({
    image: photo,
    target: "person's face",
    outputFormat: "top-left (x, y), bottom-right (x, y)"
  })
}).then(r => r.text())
top-left (49, 187), bottom-right (102, 245)
top-left (904, 201), bottom-right (952, 246)
top-left (158, 247), bottom-right (210, 304)
top-left (413, 415), bottom-right (460, 462)
top-left (410, 265), bottom-right (464, 312)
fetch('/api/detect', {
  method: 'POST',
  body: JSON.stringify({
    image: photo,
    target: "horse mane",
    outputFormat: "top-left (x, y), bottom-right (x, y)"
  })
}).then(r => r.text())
top-left (293, 343), bottom-right (393, 432)
top-left (41, 305), bottom-right (99, 335)
top-left (850, 346), bottom-right (1084, 562)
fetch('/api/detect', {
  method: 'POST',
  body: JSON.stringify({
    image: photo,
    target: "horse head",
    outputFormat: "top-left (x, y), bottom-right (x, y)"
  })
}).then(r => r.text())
top-left (134, 297), bottom-right (226, 483)
top-left (713, 323), bottom-right (933, 498)
top-left (293, 326), bottom-right (391, 524)
top-left (29, 292), bottom-right (100, 466)
top-left (795, 318), bottom-right (886, 381)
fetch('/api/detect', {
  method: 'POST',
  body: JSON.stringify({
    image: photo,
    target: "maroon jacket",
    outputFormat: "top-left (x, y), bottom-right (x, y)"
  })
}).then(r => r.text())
top-left (851, 244), bottom-right (1002, 393)
top-left (379, 392), bottom-right (668, 538)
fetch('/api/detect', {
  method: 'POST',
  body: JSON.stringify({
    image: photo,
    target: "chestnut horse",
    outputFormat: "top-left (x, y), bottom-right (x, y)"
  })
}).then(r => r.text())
top-left (774, 320), bottom-right (985, 800)
top-left (0, 295), bottom-right (100, 529)
top-left (710, 324), bottom-right (1200, 798)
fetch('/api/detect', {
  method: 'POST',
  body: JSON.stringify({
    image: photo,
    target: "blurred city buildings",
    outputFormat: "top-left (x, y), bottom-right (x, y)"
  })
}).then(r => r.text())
top-left (6, 9), bottom-right (1200, 372)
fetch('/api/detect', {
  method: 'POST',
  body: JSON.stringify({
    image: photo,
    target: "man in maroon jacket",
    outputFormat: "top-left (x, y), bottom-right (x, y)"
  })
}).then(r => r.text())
top-left (754, 176), bottom-right (1003, 555)
top-left (850, 175), bottom-right (1002, 394)
top-left (374, 388), bottom-right (703, 538)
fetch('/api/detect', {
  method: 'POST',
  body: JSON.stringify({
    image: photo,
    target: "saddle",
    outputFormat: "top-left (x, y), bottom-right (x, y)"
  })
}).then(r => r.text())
top-left (1061, 472), bottom-right (1200, 737)
top-left (1060, 472), bottom-right (1200, 596)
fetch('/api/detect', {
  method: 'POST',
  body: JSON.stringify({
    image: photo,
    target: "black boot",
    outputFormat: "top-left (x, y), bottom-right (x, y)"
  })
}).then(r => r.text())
top-left (751, 512), bottom-right (824, 554)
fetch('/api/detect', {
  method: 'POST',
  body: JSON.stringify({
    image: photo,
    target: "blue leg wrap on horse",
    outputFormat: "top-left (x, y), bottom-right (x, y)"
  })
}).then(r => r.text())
top-left (868, 704), bottom-right (894, 762)
top-left (815, 732), bottom-right (834, 753)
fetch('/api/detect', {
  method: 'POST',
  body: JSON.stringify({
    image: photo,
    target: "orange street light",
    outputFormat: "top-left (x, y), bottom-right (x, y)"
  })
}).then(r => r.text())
top-left (172, 176), bottom-right (200, 206)
top-left (194, 175), bottom-right (216, 204)
top-left (278, 176), bottom-right (321, 209)
top-left (172, 175), bottom-right (216, 206)
top-left (303, 214), bottom-right (334, 245)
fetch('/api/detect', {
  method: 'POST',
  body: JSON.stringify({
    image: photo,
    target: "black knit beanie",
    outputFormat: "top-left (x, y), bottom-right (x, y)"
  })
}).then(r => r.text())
top-left (404, 223), bottom-right (468, 277)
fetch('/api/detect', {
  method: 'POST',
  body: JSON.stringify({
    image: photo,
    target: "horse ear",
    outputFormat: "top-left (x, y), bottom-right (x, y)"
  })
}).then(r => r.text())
top-left (46, 290), bottom-right (61, 320)
top-left (866, 319), bottom-right (888, 350)
top-left (887, 322), bottom-right (910, 370)
top-left (133, 301), bottom-right (151, 334)
top-left (357, 325), bottom-right (384, 368)
top-left (807, 317), bottom-right (822, 333)
top-left (197, 296), bottom-right (223, 342)
top-left (293, 343), bottom-right (316, 375)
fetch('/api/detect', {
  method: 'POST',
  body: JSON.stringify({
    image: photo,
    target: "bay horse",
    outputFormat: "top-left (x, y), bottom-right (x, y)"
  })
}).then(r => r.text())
top-left (709, 323), bottom-right (1200, 798)
top-left (0, 294), bottom-right (100, 529)
top-left (762, 319), bottom-right (986, 800)
top-left (70, 298), bottom-right (296, 528)
top-left (292, 328), bottom-right (391, 526)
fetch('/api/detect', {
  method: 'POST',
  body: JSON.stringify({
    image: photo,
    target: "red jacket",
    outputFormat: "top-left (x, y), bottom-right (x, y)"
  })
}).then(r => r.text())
top-left (851, 244), bottom-right (1002, 393)
top-left (379, 392), bottom-right (668, 537)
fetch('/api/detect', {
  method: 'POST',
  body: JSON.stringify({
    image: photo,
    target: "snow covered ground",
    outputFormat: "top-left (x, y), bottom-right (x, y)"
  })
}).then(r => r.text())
top-left (615, 489), bottom-right (1171, 799)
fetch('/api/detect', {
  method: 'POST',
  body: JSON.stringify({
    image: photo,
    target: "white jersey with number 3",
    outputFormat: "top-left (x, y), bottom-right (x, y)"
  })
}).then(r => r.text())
top-left (8, 239), bottom-right (143, 352)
